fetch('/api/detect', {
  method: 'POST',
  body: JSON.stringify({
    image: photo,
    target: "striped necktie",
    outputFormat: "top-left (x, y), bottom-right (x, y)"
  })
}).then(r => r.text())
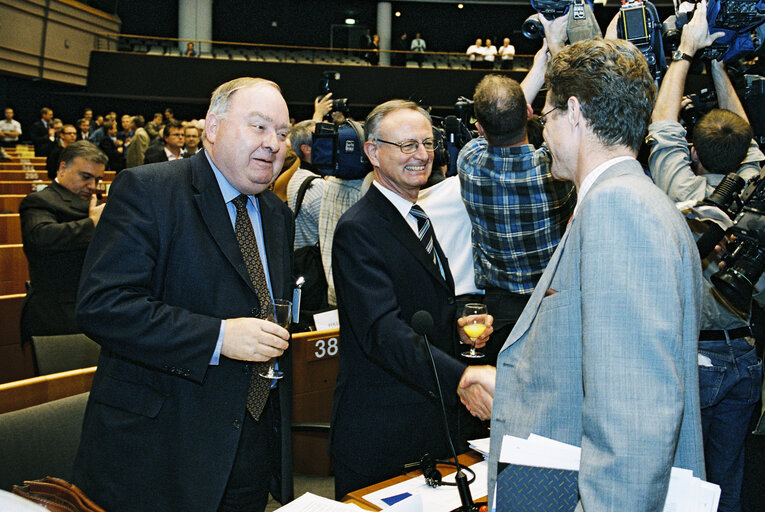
top-left (410, 204), bottom-right (438, 268)
top-left (232, 194), bottom-right (272, 421)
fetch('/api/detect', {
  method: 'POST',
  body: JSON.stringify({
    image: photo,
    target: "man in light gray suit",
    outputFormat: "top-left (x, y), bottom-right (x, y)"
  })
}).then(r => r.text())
top-left (459, 38), bottom-right (706, 510)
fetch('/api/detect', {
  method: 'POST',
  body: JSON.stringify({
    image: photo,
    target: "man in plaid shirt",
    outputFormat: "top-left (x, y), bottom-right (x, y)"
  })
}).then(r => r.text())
top-left (458, 39), bottom-right (575, 363)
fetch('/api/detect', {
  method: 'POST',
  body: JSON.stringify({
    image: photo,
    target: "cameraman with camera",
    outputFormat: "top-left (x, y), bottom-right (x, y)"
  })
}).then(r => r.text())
top-left (648, 3), bottom-right (765, 510)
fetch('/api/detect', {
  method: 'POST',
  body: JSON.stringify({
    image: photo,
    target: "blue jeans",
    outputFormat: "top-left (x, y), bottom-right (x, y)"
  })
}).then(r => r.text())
top-left (699, 337), bottom-right (763, 512)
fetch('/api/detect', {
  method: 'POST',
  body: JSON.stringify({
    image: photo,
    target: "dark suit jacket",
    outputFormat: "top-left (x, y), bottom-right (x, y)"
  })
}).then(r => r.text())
top-left (18, 181), bottom-right (95, 339)
top-left (73, 151), bottom-right (295, 511)
top-left (143, 145), bottom-right (169, 164)
top-left (97, 136), bottom-right (125, 171)
top-left (330, 185), bottom-right (466, 490)
top-left (30, 120), bottom-right (50, 155)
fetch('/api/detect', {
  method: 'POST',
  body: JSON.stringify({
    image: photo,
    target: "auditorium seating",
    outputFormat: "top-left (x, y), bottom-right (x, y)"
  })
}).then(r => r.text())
top-left (0, 244), bottom-right (28, 295)
top-left (0, 366), bottom-right (95, 415)
top-left (0, 392), bottom-right (90, 491)
top-left (0, 214), bottom-right (21, 244)
top-left (0, 294), bottom-right (34, 383)
top-left (32, 334), bottom-right (100, 376)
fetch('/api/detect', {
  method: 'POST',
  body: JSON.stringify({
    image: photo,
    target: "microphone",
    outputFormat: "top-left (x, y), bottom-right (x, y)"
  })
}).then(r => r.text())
top-left (412, 310), bottom-right (478, 512)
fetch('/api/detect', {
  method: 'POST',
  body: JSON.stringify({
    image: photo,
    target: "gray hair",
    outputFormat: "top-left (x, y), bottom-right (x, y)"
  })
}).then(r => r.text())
top-left (364, 99), bottom-right (431, 142)
top-left (288, 120), bottom-right (317, 161)
top-left (59, 140), bottom-right (108, 167)
top-left (206, 77), bottom-right (281, 119)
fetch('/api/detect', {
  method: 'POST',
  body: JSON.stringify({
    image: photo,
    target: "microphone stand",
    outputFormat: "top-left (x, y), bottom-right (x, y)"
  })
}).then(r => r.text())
top-left (412, 311), bottom-right (479, 512)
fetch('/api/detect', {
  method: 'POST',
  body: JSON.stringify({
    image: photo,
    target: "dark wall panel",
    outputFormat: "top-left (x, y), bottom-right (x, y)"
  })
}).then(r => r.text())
top-left (86, 51), bottom-right (530, 119)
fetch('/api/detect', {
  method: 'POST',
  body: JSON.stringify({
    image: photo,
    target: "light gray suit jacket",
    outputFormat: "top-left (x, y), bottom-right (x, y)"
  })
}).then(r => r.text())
top-left (488, 159), bottom-right (705, 511)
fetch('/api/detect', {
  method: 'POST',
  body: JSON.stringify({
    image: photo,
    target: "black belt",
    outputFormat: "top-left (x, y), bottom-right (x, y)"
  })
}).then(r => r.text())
top-left (699, 326), bottom-right (752, 341)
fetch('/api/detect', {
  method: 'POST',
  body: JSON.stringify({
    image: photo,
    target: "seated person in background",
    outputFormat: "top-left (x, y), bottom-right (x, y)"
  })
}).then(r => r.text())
top-left (46, 124), bottom-right (78, 179)
top-left (185, 42), bottom-right (197, 57)
top-left (144, 119), bottom-right (185, 163)
top-left (647, 4), bottom-right (765, 509)
top-left (19, 141), bottom-right (107, 341)
top-left (182, 124), bottom-right (201, 156)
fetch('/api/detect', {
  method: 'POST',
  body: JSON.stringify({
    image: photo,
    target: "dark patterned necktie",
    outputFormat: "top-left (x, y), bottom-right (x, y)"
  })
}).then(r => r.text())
top-left (232, 194), bottom-right (272, 421)
top-left (410, 204), bottom-right (438, 268)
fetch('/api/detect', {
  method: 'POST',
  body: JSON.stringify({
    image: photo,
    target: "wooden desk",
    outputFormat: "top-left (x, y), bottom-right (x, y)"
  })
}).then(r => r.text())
top-left (291, 328), bottom-right (340, 475)
top-left (343, 452), bottom-right (486, 511)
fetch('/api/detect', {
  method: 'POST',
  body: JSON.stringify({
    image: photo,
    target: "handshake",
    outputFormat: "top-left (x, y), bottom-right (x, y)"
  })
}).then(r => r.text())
top-left (457, 365), bottom-right (496, 421)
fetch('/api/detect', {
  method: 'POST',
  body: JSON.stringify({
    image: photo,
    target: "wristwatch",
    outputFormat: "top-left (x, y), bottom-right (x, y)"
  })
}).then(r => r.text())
top-left (672, 50), bottom-right (693, 63)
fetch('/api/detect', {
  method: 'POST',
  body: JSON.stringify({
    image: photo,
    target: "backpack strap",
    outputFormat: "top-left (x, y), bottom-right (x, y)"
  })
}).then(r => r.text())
top-left (294, 175), bottom-right (319, 218)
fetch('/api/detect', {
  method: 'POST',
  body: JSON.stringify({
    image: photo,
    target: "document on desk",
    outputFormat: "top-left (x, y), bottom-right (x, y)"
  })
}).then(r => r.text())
top-left (274, 492), bottom-right (366, 511)
top-left (363, 461), bottom-right (488, 511)
top-left (496, 434), bottom-right (720, 512)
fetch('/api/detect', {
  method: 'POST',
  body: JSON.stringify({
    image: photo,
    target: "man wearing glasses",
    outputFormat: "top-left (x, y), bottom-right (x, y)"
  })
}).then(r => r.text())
top-left (462, 38), bottom-right (706, 510)
top-left (19, 140), bottom-right (107, 341)
top-left (330, 99), bottom-right (493, 499)
top-left (144, 118), bottom-right (185, 163)
top-left (457, 31), bottom-right (575, 364)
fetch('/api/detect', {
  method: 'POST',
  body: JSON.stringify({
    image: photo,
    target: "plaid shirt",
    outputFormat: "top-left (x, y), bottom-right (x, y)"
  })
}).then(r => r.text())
top-left (458, 138), bottom-right (575, 294)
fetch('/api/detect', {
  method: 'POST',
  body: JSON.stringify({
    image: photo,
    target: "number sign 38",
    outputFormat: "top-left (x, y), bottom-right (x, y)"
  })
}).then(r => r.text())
top-left (313, 337), bottom-right (339, 359)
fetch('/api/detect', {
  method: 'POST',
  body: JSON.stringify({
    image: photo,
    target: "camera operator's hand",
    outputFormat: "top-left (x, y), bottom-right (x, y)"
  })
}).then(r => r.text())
top-left (312, 93), bottom-right (333, 122)
top-left (540, 12), bottom-right (569, 57)
top-left (521, 40), bottom-right (550, 104)
top-left (678, 0), bottom-right (725, 57)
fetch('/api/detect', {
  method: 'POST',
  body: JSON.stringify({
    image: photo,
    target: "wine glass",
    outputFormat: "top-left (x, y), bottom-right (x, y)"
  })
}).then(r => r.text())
top-left (259, 299), bottom-right (291, 379)
top-left (461, 303), bottom-right (487, 359)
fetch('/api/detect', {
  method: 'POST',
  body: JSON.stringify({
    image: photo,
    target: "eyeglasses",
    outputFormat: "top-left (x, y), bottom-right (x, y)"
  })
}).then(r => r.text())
top-left (539, 106), bottom-right (563, 127)
top-left (376, 138), bottom-right (438, 154)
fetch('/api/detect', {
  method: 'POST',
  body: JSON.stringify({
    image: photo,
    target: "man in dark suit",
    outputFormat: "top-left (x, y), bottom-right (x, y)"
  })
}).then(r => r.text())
top-left (73, 77), bottom-right (295, 512)
top-left (30, 107), bottom-right (54, 155)
top-left (143, 118), bottom-right (185, 163)
top-left (19, 141), bottom-right (107, 342)
top-left (330, 100), bottom-right (493, 499)
top-left (46, 124), bottom-right (77, 179)
top-left (95, 121), bottom-right (125, 172)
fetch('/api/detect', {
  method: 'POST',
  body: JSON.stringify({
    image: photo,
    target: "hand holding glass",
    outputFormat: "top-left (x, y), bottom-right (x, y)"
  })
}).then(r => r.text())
top-left (461, 303), bottom-right (487, 359)
top-left (259, 299), bottom-right (291, 379)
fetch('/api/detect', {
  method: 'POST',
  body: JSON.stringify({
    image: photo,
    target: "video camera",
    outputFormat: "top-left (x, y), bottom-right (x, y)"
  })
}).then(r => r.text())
top-left (697, 169), bottom-right (765, 315)
top-left (662, 0), bottom-right (765, 63)
top-left (318, 71), bottom-right (350, 121)
top-left (617, 0), bottom-right (668, 82)
top-left (679, 74), bottom-right (765, 143)
top-left (522, 0), bottom-right (601, 42)
top-left (431, 97), bottom-right (478, 176)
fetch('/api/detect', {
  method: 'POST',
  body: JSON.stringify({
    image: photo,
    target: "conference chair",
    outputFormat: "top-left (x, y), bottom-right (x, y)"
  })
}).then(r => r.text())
top-left (31, 334), bottom-right (100, 376)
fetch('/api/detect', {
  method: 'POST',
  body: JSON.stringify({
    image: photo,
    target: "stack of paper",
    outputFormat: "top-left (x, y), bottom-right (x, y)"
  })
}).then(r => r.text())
top-left (497, 434), bottom-right (720, 512)
top-left (275, 492), bottom-right (366, 511)
top-left (468, 437), bottom-right (490, 459)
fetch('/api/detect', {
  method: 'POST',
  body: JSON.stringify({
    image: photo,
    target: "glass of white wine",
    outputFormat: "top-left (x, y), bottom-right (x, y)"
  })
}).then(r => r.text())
top-left (461, 303), bottom-right (487, 359)
top-left (259, 299), bottom-right (291, 380)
